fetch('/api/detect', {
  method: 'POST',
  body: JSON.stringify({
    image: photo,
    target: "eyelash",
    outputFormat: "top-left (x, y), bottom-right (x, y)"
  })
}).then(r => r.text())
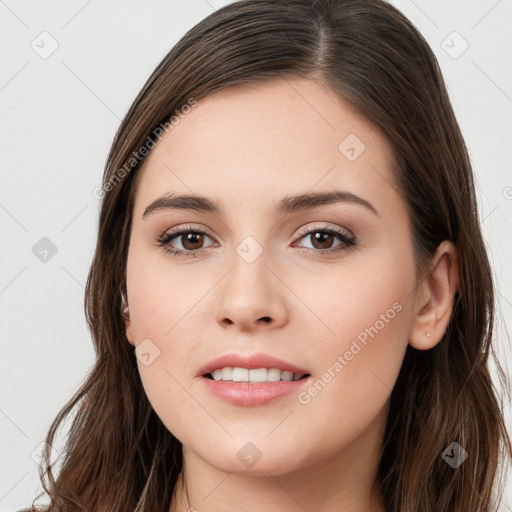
top-left (155, 223), bottom-right (357, 259)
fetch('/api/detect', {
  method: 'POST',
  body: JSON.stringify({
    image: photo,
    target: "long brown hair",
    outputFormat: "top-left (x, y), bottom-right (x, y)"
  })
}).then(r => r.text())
top-left (33, 1), bottom-right (511, 511)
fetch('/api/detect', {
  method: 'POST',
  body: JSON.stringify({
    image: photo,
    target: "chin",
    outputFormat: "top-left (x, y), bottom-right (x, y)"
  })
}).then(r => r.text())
top-left (191, 440), bottom-right (314, 477)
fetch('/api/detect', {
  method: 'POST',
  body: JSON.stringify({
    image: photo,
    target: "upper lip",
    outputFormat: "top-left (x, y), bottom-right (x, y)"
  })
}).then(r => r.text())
top-left (196, 352), bottom-right (310, 377)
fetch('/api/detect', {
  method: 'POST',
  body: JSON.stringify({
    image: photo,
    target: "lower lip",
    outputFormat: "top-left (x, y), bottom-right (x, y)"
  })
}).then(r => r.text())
top-left (201, 376), bottom-right (311, 406)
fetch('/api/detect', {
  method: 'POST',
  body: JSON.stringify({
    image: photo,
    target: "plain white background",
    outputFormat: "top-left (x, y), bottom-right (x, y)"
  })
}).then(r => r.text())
top-left (1, 0), bottom-right (511, 510)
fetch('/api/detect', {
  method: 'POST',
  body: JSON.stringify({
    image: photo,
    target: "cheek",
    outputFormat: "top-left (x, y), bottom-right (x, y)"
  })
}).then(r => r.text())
top-left (126, 240), bottom-right (211, 342)
top-left (288, 253), bottom-right (413, 417)
top-left (295, 294), bottom-right (408, 417)
top-left (286, 294), bottom-right (409, 467)
top-left (125, 244), bottom-right (206, 418)
top-left (288, 248), bottom-right (413, 359)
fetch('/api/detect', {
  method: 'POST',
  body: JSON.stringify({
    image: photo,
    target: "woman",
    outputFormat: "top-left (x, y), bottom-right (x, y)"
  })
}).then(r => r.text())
top-left (28, 0), bottom-right (511, 511)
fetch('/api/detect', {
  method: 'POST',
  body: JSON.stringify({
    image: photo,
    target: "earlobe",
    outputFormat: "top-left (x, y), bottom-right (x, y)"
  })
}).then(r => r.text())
top-left (121, 292), bottom-right (135, 346)
top-left (408, 240), bottom-right (460, 350)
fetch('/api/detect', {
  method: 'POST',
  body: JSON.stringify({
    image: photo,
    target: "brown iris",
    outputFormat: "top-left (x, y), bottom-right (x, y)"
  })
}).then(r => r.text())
top-left (309, 231), bottom-right (335, 250)
top-left (181, 232), bottom-right (204, 250)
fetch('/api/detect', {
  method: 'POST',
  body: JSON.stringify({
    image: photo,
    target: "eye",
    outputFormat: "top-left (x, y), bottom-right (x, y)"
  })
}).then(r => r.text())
top-left (155, 224), bottom-right (217, 258)
top-left (292, 224), bottom-right (357, 255)
top-left (155, 223), bottom-right (357, 258)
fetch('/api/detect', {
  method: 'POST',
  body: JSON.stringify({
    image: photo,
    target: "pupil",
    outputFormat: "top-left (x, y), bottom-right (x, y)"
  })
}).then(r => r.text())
top-left (312, 232), bottom-right (332, 249)
top-left (183, 232), bottom-right (203, 250)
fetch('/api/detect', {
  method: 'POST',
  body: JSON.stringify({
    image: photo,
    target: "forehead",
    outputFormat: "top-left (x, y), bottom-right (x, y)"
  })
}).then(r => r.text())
top-left (132, 78), bottom-right (398, 218)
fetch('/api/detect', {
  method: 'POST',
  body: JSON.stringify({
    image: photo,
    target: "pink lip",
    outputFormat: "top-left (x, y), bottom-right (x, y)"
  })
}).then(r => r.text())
top-left (196, 352), bottom-right (310, 377)
top-left (197, 352), bottom-right (311, 407)
top-left (201, 377), bottom-right (311, 406)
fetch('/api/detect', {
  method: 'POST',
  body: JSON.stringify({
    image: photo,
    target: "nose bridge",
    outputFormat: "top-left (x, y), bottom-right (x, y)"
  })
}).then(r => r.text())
top-left (215, 231), bottom-right (287, 329)
top-left (227, 233), bottom-right (273, 304)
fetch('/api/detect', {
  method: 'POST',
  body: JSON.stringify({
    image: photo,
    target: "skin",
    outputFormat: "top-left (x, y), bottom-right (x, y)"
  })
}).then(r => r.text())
top-left (123, 78), bottom-right (460, 512)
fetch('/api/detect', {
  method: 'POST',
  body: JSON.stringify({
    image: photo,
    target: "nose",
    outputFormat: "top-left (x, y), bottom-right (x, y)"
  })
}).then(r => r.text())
top-left (214, 247), bottom-right (289, 332)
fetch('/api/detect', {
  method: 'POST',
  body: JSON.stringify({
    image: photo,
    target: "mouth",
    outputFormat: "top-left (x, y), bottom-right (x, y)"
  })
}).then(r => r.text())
top-left (203, 368), bottom-right (311, 383)
top-left (201, 367), bottom-right (313, 406)
top-left (197, 353), bottom-right (312, 405)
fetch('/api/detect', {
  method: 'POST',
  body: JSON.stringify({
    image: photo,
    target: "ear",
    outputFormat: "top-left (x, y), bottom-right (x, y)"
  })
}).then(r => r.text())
top-left (408, 240), bottom-right (460, 350)
top-left (121, 292), bottom-right (135, 346)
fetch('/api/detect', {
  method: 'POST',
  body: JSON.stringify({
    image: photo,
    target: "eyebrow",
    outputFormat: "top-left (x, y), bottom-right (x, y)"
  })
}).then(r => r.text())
top-left (142, 190), bottom-right (379, 220)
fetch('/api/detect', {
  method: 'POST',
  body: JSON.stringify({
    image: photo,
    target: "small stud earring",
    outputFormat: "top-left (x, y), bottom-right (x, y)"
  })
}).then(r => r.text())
top-left (426, 332), bottom-right (431, 337)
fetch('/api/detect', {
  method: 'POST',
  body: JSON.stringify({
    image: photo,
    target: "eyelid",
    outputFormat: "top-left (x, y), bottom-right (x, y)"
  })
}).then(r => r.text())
top-left (162, 223), bottom-right (215, 239)
top-left (294, 223), bottom-right (354, 241)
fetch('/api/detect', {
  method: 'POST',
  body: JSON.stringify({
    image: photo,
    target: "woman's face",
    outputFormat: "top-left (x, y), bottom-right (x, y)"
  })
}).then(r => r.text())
top-left (124, 78), bottom-right (421, 476)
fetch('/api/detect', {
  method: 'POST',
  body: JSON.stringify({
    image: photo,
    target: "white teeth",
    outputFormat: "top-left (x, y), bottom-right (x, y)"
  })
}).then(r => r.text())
top-left (232, 367), bottom-right (249, 381)
top-left (281, 371), bottom-right (294, 381)
top-left (249, 368), bottom-right (267, 383)
top-left (267, 368), bottom-right (281, 382)
top-left (221, 367), bottom-right (232, 380)
top-left (209, 367), bottom-right (306, 383)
